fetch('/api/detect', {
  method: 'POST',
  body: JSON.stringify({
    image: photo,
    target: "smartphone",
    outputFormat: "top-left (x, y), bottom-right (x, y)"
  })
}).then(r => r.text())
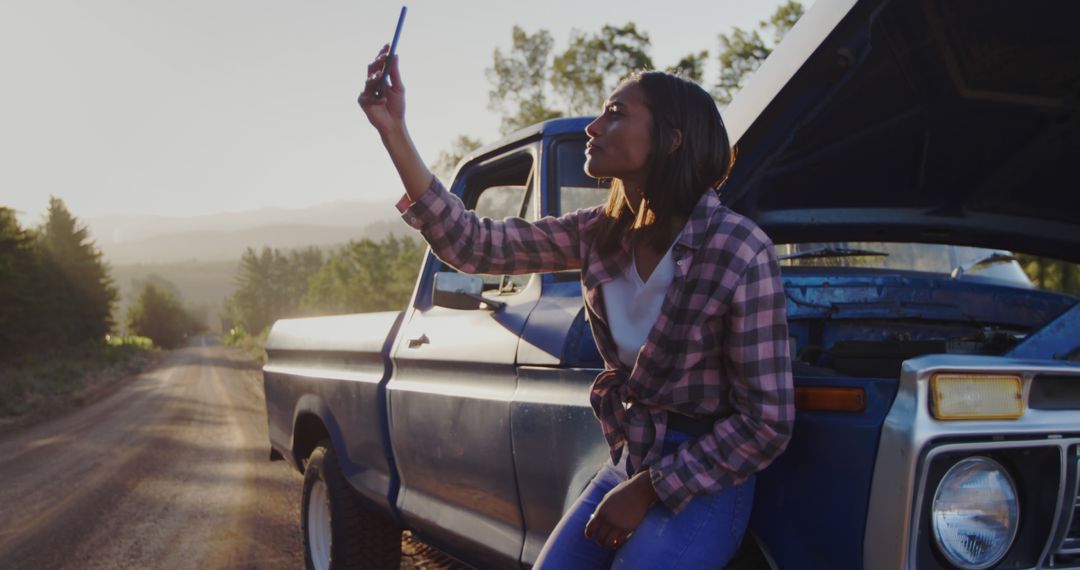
top-left (373, 6), bottom-right (407, 98)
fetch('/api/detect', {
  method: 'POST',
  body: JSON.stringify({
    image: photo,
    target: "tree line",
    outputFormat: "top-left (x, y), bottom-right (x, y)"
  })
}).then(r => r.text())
top-left (0, 199), bottom-right (206, 360)
top-left (6, 200), bottom-right (1078, 364)
top-left (225, 235), bottom-right (425, 338)
top-left (223, 240), bottom-right (1080, 348)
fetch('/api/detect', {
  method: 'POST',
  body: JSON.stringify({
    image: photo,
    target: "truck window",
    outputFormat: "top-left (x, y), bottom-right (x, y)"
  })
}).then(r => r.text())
top-left (552, 139), bottom-right (609, 282)
top-left (556, 140), bottom-right (609, 215)
top-left (462, 153), bottom-right (536, 294)
top-left (473, 183), bottom-right (532, 292)
top-left (779, 242), bottom-right (1034, 287)
top-left (473, 185), bottom-right (526, 220)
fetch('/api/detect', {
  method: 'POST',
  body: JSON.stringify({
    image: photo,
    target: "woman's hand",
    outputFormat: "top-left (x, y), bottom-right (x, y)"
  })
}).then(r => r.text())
top-left (584, 470), bottom-right (659, 549)
top-left (358, 44), bottom-right (406, 136)
top-left (357, 45), bottom-right (431, 204)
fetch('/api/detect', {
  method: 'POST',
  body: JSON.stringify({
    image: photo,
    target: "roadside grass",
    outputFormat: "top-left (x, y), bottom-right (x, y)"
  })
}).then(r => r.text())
top-left (107, 334), bottom-right (153, 349)
top-left (223, 326), bottom-right (270, 365)
top-left (0, 338), bottom-right (157, 419)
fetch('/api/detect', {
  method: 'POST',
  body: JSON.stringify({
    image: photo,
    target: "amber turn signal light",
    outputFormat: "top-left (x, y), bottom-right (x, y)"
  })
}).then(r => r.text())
top-left (795, 386), bottom-right (866, 412)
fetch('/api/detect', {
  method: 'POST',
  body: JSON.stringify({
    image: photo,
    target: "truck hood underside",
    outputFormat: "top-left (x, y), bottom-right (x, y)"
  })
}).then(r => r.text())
top-left (724, 0), bottom-right (1080, 262)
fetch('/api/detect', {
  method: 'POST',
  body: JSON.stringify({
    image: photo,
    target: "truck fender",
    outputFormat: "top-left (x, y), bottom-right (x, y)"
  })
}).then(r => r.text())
top-left (290, 394), bottom-right (347, 473)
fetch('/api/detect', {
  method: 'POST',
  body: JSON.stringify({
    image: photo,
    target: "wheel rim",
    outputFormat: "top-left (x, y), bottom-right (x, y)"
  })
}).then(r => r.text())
top-left (307, 478), bottom-right (332, 570)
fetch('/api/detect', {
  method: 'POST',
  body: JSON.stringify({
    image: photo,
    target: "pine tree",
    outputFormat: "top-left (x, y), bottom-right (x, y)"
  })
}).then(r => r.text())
top-left (36, 197), bottom-right (118, 345)
top-left (0, 208), bottom-right (41, 361)
top-left (228, 246), bottom-right (324, 334)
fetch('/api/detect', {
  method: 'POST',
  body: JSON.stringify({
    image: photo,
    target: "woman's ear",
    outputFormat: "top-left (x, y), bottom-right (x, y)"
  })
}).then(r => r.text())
top-left (669, 129), bottom-right (683, 154)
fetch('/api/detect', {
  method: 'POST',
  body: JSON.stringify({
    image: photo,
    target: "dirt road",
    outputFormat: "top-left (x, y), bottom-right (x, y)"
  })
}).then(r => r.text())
top-left (0, 338), bottom-right (468, 570)
top-left (0, 338), bottom-right (303, 569)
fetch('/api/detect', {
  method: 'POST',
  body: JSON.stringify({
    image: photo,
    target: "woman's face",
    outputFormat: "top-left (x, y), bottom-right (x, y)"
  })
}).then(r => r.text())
top-left (584, 82), bottom-right (653, 185)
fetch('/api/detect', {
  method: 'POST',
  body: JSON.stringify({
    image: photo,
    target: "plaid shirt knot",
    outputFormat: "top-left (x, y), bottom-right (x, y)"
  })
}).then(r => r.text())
top-left (591, 368), bottom-right (674, 476)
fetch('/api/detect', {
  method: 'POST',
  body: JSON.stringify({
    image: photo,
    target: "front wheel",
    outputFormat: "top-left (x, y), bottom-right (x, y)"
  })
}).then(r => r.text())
top-left (301, 442), bottom-right (402, 570)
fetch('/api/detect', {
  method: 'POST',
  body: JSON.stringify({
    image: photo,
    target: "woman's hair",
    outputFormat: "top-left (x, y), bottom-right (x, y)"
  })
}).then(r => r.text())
top-left (591, 70), bottom-right (736, 255)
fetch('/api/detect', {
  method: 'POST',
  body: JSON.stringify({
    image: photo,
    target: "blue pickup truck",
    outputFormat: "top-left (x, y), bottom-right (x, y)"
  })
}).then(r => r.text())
top-left (263, 0), bottom-right (1080, 568)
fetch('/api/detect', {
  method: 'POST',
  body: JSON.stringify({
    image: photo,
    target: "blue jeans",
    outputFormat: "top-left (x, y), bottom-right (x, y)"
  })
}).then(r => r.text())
top-left (534, 430), bottom-right (755, 569)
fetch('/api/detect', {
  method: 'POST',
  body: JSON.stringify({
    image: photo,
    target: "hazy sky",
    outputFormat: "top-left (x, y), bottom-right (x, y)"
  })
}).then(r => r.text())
top-left (2, 0), bottom-right (794, 221)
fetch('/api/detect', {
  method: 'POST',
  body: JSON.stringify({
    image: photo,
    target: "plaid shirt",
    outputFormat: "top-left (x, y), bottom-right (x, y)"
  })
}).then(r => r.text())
top-left (398, 177), bottom-right (794, 513)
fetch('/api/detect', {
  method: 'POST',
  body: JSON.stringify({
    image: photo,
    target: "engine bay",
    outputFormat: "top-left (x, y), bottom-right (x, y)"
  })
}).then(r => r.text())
top-left (783, 268), bottom-right (1078, 377)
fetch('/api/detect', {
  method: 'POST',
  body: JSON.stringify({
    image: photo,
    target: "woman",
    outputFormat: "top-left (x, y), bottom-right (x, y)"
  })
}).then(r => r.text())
top-left (359, 46), bottom-right (794, 569)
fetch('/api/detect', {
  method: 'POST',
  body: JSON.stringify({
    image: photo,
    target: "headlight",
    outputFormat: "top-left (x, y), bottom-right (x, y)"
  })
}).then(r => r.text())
top-left (932, 457), bottom-right (1019, 569)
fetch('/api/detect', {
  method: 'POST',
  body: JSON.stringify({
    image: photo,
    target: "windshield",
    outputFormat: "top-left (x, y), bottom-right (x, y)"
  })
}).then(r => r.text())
top-left (778, 242), bottom-right (1034, 287)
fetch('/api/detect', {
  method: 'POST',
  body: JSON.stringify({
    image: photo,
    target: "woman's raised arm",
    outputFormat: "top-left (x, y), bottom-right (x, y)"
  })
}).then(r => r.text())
top-left (357, 46), bottom-right (432, 203)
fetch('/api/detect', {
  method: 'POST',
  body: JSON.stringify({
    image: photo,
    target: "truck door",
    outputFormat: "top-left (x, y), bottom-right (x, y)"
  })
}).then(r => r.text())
top-left (510, 135), bottom-right (612, 566)
top-left (389, 146), bottom-right (540, 570)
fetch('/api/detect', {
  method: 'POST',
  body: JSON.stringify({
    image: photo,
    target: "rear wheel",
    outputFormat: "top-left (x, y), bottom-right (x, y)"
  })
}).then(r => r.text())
top-left (301, 442), bottom-right (402, 570)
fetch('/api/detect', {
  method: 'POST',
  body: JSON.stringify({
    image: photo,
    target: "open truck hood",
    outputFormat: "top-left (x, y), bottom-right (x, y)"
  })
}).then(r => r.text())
top-left (723, 0), bottom-right (1080, 262)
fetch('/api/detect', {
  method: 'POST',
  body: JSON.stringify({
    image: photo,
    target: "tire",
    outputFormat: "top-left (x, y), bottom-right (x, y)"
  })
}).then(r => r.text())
top-left (302, 442), bottom-right (402, 570)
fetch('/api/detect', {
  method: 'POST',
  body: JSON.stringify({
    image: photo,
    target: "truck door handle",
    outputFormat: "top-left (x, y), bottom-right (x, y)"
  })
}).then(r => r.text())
top-left (407, 334), bottom-right (430, 349)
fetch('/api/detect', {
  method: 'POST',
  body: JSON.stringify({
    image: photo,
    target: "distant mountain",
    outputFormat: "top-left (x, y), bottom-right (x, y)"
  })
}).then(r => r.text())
top-left (86, 201), bottom-right (410, 264)
top-left (88, 200), bottom-right (395, 242)
top-left (100, 223), bottom-right (382, 264)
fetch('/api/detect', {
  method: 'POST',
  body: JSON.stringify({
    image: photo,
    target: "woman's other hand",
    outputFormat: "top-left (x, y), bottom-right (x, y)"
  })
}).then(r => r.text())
top-left (358, 44), bottom-right (405, 136)
top-left (584, 470), bottom-right (659, 549)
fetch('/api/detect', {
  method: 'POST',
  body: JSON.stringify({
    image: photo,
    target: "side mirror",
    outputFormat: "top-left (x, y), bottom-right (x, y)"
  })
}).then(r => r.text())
top-left (432, 272), bottom-right (505, 311)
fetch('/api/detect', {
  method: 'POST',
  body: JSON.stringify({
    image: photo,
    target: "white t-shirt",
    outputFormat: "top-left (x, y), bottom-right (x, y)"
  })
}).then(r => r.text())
top-left (600, 243), bottom-right (677, 367)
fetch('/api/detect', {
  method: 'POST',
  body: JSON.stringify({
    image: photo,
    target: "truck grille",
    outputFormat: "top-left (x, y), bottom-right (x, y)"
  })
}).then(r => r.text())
top-left (1049, 454), bottom-right (1080, 567)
